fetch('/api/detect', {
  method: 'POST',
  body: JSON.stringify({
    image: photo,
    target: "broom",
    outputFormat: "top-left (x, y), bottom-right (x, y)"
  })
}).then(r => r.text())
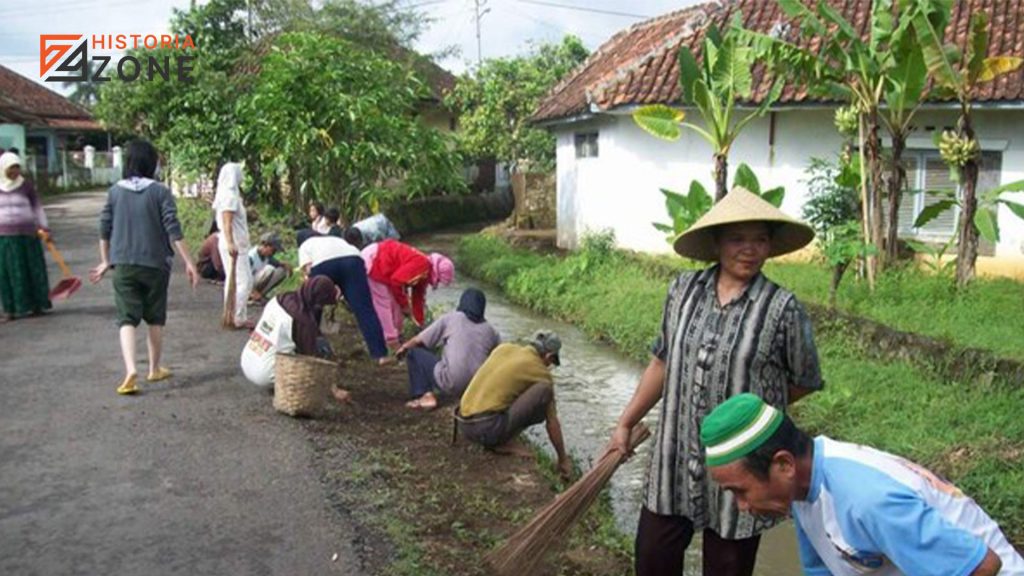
top-left (221, 253), bottom-right (237, 329)
top-left (41, 236), bottom-right (82, 300)
top-left (484, 423), bottom-right (651, 575)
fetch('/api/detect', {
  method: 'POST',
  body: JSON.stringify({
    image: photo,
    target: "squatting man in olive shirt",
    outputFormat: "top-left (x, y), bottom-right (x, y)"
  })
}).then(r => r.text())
top-left (456, 330), bottom-right (571, 481)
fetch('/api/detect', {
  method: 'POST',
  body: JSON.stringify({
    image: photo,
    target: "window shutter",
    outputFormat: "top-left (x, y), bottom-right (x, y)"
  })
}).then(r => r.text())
top-left (574, 133), bottom-right (599, 158)
top-left (896, 156), bottom-right (919, 236)
top-left (919, 156), bottom-right (958, 239)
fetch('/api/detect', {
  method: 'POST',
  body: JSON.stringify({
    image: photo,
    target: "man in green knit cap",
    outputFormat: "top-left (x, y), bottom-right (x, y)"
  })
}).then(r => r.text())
top-left (699, 394), bottom-right (1021, 576)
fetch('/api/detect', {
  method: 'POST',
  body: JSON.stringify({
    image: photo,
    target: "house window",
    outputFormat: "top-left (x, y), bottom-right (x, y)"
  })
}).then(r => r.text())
top-left (897, 150), bottom-right (1002, 249)
top-left (574, 132), bottom-right (599, 158)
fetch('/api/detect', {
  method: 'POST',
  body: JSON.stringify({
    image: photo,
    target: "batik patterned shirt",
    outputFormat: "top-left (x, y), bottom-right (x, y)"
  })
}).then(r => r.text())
top-left (644, 265), bottom-right (823, 539)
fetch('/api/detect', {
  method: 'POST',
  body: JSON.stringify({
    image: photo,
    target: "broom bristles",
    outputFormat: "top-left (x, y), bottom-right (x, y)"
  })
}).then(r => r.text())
top-left (221, 254), bottom-right (237, 329)
top-left (484, 424), bottom-right (651, 575)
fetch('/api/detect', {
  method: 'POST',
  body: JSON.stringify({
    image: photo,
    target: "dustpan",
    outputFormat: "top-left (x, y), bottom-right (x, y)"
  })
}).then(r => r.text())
top-left (41, 235), bottom-right (82, 300)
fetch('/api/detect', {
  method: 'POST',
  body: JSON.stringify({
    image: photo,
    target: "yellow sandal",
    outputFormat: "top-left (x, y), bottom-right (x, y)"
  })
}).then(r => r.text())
top-left (147, 367), bottom-right (173, 382)
top-left (116, 374), bottom-right (139, 395)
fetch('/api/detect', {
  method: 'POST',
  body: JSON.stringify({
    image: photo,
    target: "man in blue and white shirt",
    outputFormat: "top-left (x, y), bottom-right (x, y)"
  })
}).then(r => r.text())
top-left (700, 394), bottom-right (1022, 575)
top-left (247, 232), bottom-right (291, 304)
top-left (343, 213), bottom-right (400, 249)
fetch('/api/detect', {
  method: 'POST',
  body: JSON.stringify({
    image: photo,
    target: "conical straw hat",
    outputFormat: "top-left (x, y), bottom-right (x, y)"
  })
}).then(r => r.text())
top-left (673, 186), bottom-right (815, 261)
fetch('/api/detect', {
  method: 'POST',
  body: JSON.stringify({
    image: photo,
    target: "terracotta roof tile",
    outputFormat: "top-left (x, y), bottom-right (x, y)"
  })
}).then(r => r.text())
top-left (0, 64), bottom-right (97, 128)
top-left (44, 117), bottom-right (103, 130)
top-left (534, 0), bottom-right (1024, 123)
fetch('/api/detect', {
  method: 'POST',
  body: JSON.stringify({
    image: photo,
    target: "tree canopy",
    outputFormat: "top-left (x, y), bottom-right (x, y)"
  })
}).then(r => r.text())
top-left (447, 35), bottom-right (589, 169)
top-left (94, 0), bottom-right (464, 217)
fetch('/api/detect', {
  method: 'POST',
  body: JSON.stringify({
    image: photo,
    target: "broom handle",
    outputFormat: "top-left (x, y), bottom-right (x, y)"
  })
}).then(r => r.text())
top-left (629, 423), bottom-right (650, 448)
top-left (599, 423), bottom-right (651, 468)
top-left (223, 253), bottom-right (237, 327)
top-left (43, 238), bottom-right (74, 279)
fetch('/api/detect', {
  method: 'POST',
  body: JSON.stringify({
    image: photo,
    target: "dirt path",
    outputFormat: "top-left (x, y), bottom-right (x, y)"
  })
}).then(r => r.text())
top-left (309, 311), bottom-right (632, 576)
top-left (0, 192), bottom-right (365, 575)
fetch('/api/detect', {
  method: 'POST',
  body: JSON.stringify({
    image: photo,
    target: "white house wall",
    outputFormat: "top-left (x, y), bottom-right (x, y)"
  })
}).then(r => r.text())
top-left (554, 108), bottom-right (1024, 260)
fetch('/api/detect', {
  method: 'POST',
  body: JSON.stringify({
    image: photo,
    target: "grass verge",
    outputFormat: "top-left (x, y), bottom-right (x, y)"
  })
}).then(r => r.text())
top-left (457, 232), bottom-right (1024, 547)
top-left (625, 250), bottom-right (1024, 362)
top-left (178, 198), bottom-right (304, 293)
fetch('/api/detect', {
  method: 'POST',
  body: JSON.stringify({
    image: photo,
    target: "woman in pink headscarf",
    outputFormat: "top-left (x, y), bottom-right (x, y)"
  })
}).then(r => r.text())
top-left (361, 239), bottom-right (453, 347)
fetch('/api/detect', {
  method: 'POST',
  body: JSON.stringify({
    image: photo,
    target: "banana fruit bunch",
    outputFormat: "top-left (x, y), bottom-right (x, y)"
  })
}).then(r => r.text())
top-left (834, 106), bottom-right (860, 137)
top-left (840, 146), bottom-right (853, 167)
top-left (938, 130), bottom-right (980, 167)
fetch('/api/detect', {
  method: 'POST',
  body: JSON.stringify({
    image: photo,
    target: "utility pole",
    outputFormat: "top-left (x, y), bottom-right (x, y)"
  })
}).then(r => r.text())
top-left (474, 0), bottom-right (489, 67)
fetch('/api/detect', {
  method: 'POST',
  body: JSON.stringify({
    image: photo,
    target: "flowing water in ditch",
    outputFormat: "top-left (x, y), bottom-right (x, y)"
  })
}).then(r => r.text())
top-left (424, 270), bottom-right (803, 575)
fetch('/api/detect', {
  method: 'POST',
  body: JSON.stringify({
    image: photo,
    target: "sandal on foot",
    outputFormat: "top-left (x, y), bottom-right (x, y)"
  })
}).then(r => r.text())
top-left (116, 374), bottom-right (139, 395)
top-left (147, 367), bottom-right (173, 382)
top-left (405, 395), bottom-right (438, 411)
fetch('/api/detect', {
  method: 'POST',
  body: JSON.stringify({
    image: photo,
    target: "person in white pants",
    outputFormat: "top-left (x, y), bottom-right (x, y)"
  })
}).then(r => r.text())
top-left (212, 162), bottom-right (253, 329)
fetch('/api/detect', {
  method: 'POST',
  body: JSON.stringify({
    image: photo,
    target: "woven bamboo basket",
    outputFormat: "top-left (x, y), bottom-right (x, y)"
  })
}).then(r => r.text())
top-left (273, 353), bottom-right (338, 417)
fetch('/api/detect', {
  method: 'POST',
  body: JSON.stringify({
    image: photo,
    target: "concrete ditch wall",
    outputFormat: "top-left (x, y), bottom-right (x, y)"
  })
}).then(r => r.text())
top-left (386, 189), bottom-right (513, 235)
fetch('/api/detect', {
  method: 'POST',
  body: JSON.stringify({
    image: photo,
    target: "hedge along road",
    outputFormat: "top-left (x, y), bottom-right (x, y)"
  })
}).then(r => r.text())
top-left (0, 191), bottom-right (365, 575)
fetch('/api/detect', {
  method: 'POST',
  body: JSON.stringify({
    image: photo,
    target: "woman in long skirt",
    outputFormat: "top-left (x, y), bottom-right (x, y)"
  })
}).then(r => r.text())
top-left (0, 152), bottom-right (51, 321)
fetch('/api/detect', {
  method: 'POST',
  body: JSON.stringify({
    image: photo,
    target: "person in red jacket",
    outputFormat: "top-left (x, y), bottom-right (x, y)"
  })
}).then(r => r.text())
top-left (362, 239), bottom-right (454, 346)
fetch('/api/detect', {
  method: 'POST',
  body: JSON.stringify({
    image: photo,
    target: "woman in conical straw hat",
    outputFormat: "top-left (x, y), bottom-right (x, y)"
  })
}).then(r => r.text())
top-left (606, 187), bottom-right (825, 576)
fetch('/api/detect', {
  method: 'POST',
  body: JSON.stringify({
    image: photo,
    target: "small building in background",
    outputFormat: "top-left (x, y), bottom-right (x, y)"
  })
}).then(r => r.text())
top-left (533, 0), bottom-right (1024, 278)
top-left (0, 64), bottom-right (113, 191)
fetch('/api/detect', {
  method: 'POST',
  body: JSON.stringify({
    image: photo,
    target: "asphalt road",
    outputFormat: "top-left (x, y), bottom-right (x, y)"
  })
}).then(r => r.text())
top-left (0, 191), bottom-right (366, 576)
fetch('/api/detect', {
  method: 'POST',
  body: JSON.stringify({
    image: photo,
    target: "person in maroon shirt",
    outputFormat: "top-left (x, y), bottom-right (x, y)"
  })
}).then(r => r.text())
top-left (195, 232), bottom-right (225, 282)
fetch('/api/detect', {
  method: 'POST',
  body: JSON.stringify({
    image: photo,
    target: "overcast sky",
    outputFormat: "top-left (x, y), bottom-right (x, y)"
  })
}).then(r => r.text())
top-left (0, 0), bottom-right (702, 93)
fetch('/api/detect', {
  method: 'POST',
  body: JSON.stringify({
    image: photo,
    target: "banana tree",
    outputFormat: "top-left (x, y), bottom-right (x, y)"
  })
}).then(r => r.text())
top-left (879, 28), bottom-right (929, 264)
top-left (909, 3), bottom-right (1024, 287)
top-left (760, 0), bottom-right (927, 282)
top-left (652, 163), bottom-right (784, 243)
top-left (633, 22), bottom-right (782, 201)
top-left (910, 179), bottom-right (1024, 275)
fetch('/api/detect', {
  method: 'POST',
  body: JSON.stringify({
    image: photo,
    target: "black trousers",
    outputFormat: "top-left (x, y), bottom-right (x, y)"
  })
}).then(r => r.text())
top-left (310, 256), bottom-right (388, 359)
top-left (635, 507), bottom-right (761, 576)
top-left (406, 347), bottom-right (439, 397)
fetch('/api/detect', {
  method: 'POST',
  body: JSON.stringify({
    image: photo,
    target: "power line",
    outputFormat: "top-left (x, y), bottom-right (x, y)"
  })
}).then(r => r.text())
top-left (0, 0), bottom-right (168, 19)
top-left (0, 0), bottom-right (98, 16)
top-left (510, 0), bottom-right (651, 19)
top-left (403, 0), bottom-right (452, 9)
top-left (507, 4), bottom-right (564, 36)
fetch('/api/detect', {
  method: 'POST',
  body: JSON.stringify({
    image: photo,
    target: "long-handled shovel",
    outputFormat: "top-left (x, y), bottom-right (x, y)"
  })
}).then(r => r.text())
top-left (42, 236), bottom-right (82, 301)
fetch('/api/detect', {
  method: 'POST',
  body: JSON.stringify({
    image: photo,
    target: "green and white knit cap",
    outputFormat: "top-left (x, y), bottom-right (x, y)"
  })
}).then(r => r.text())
top-left (700, 394), bottom-right (784, 467)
